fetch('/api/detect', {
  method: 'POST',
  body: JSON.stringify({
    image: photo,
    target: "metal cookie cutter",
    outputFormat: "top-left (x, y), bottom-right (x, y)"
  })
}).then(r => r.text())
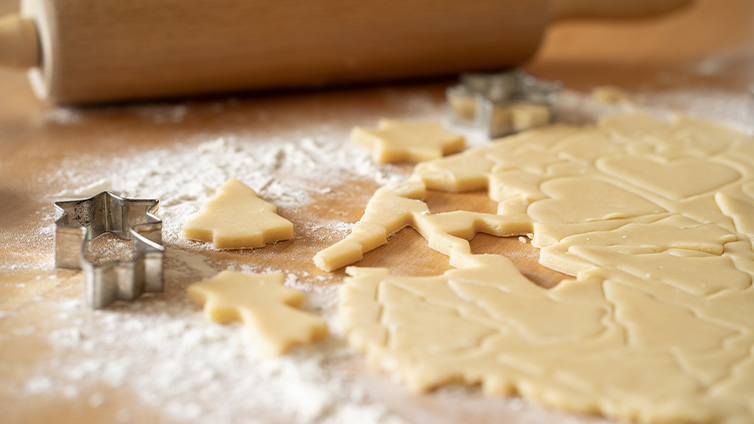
top-left (447, 68), bottom-right (562, 138)
top-left (54, 191), bottom-right (165, 309)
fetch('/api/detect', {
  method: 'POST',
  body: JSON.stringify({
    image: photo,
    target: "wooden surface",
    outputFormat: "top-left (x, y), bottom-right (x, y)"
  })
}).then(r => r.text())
top-left (7, 0), bottom-right (700, 104)
top-left (19, 0), bottom-right (548, 103)
top-left (1, 0), bottom-right (754, 423)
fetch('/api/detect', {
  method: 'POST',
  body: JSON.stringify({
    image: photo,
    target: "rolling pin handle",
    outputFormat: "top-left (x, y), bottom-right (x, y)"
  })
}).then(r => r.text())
top-left (0, 14), bottom-right (40, 69)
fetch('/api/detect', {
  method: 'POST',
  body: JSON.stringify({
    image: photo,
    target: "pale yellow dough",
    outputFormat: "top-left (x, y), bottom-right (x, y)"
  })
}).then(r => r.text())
top-left (351, 119), bottom-right (465, 163)
top-left (321, 113), bottom-right (754, 423)
top-left (187, 271), bottom-right (328, 357)
top-left (489, 103), bottom-right (552, 134)
top-left (591, 85), bottom-right (636, 104)
top-left (183, 178), bottom-right (294, 249)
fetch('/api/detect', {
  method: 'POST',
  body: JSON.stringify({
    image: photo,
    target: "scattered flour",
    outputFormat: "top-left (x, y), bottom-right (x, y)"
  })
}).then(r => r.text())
top-left (42, 103), bottom-right (189, 126)
top-left (39, 292), bottom-right (401, 424)
top-left (40, 128), bottom-right (411, 261)
top-left (52, 179), bottom-right (113, 198)
top-left (42, 108), bottom-right (84, 125)
top-left (555, 86), bottom-right (753, 134)
top-left (639, 87), bottom-right (753, 133)
top-left (15, 103), bottom-right (424, 423)
top-left (107, 134), bottom-right (408, 250)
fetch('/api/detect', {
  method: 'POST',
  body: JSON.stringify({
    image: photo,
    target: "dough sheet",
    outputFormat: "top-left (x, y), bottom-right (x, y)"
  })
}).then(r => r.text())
top-left (323, 113), bottom-right (754, 423)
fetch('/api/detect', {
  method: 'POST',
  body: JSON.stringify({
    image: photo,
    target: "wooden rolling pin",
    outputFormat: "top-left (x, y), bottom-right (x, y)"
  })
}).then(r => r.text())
top-left (0, 0), bottom-right (689, 104)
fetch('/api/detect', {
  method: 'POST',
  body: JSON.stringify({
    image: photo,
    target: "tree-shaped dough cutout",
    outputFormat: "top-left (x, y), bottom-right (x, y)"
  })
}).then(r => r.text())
top-left (183, 178), bottom-right (294, 249)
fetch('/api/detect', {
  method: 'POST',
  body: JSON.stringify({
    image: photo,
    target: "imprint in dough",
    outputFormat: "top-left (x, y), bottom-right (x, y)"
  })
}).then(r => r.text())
top-left (351, 119), bottom-right (465, 163)
top-left (183, 178), bottom-right (294, 249)
top-left (322, 113), bottom-right (754, 424)
top-left (187, 271), bottom-right (328, 357)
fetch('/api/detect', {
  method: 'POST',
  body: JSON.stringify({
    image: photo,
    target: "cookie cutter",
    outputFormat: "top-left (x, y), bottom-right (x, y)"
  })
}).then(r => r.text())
top-left (447, 68), bottom-right (562, 138)
top-left (54, 191), bottom-right (165, 309)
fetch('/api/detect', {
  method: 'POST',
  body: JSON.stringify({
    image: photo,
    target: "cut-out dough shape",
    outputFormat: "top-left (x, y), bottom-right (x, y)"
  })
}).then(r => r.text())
top-left (187, 271), bottom-right (328, 357)
top-left (351, 119), bottom-right (465, 163)
top-left (598, 156), bottom-right (741, 200)
top-left (313, 181), bottom-right (531, 272)
top-left (320, 113), bottom-right (754, 424)
top-left (183, 178), bottom-right (294, 249)
top-left (591, 86), bottom-right (636, 104)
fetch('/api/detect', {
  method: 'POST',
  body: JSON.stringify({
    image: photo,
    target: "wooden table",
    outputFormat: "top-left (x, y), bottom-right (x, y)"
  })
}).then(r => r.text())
top-left (1, 1), bottom-right (753, 423)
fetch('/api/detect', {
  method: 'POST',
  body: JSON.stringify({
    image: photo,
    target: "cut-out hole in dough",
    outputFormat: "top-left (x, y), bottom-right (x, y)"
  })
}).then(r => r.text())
top-left (425, 190), bottom-right (498, 215)
top-left (355, 227), bottom-right (454, 276)
top-left (469, 233), bottom-right (566, 289)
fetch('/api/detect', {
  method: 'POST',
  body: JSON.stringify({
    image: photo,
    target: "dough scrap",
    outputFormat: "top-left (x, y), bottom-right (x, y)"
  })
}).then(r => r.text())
top-left (351, 119), bottom-right (465, 163)
top-left (187, 271), bottom-right (328, 357)
top-left (183, 178), bottom-right (294, 249)
top-left (323, 113), bottom-right (754, 423)
top-left (490, 103), bottom-right (552, 134)
top-left (591, 86), bottom-right (636, 104)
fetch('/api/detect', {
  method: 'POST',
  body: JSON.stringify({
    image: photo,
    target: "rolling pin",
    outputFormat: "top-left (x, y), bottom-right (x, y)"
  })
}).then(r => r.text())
top-left (0, 0), bottom-right (690, 104)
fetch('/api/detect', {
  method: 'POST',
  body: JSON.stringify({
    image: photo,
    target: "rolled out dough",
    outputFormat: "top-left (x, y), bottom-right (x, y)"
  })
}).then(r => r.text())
top-left (324, 113), bottom-right (754, 423)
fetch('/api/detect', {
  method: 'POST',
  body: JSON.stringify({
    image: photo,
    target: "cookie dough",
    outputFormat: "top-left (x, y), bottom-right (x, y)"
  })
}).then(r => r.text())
top-left (324, 113), bottom-right (754, 423)
top-left (351, 119), bottom-right (465, 163)
top-left (591, 86), bottom-right (636, 104)
top-left (488, 103), bottom-right (552, 136)
top-left (187, 271), bottom-right (328, 357)
top-left (183, 178), bottom-right (294, 249)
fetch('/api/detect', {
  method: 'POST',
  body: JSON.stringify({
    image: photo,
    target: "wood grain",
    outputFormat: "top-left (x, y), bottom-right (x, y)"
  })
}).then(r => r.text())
top-left (20, 0), bottom-right (548, 104)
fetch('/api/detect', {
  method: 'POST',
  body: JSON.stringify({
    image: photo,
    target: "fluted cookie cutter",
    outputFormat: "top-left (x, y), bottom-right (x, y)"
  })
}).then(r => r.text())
top-left (54, 191), bottom-right (165, 308)
top-left (447, 68), bottom-right (562, 138)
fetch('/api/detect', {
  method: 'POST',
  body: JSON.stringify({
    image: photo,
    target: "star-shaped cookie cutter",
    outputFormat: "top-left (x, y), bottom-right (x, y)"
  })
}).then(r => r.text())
top-left (54, 191), bottom-right (165, 309)
top-left (447, 68), bottom-right (562, 138)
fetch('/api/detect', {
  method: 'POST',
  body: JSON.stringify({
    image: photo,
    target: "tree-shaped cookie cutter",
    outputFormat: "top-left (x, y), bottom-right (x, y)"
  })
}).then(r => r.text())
top-left (54, 191), bottom-right (165, 309)
top-left (447, 68), bottom-right (562, 138)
